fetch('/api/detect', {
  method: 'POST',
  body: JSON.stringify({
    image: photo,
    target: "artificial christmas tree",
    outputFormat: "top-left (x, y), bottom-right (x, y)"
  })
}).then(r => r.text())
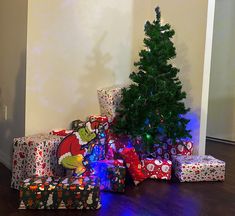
top-left (112, 7), bottom-right (191, 154)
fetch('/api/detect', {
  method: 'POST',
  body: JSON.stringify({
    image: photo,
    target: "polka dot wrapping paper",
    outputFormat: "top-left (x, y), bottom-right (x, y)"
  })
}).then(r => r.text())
top-left (172, 155), bottom-right (225, 182)
top-left (141, 158), bottom-right (172, 180)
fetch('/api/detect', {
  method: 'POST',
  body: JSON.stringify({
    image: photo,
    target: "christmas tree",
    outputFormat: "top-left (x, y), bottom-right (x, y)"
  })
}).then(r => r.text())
top-left (112, 7), bottom-right (191, 153)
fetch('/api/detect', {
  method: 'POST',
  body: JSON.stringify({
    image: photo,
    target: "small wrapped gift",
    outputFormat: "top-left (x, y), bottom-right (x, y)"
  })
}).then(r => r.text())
top-left (142, 158), bottom-right (172, 180)
top-left (97, 85), bottom-right (126, 120)
top-left (91, 160), bottom-right (125, 192)
top-left (19, 176), bottom-right (101, 209)
top-left (172, 155), bottom-right (225, 182)
top-left (154, 140), bottom-right (193, 160)
top-left (120, 147), bottom-right (148, 185)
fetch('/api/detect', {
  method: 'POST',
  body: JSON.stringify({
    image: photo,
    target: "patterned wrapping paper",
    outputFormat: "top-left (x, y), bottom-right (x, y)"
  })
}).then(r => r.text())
top-left (154, 140), bottom-right (193, 160)
top-left (11, 134), bottom-right (65, 190)
top-left (97, 85), bottom-right (126, 120)
top-left (91, 160), bottom-right (126, 192)
top-left (19, 176), bottom-right (101, 209)
top-left (120, 147), bottom-right (148, 185)
top-left (172, 155), bottom-right (225, 182)
top-left (142, 158), bottom-right (172, 180)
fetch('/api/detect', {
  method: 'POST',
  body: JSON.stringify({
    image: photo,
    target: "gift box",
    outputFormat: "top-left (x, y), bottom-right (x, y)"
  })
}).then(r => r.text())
top-left (106, 133), bottom-right (131, 160)
top-left (142, 158), bottom-right (172, 180)
top-left (172, 155), bottom-right (225, 182)
top-left (91, 160), bottom-right (125, 192)
top-left (19, 176), bottom-right (101, 209)
top-left (19, 176), bottom-right (60, 209)
top-left (97, 85), bottom-right (126, 120)
top-left (55, 176), bottom-right (101, 209)
top-left (11, 134), bottom-right (65, 190)
top-left (154, 140), bottom-right (193, 160)
top-left (88, 139), bottom-right (106, 162)
top-left (120, 147), bottom-right (148, 185)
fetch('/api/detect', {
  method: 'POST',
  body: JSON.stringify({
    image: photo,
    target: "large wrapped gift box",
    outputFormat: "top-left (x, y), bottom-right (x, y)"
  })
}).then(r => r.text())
top-left (97, 85), bottom-right (126, 120)
top-left (142, 158), bottom-right (172, 180)
top-left (172, 155), bottom-right (225, 182)
top-left (19, 176), bottom-right (101, 209)
top-left (11, 134), bottom-right (64, 190)
top-left (91, 160), bottom-right (126, 192)
top-left (154, 140), bottom-right (193, 160)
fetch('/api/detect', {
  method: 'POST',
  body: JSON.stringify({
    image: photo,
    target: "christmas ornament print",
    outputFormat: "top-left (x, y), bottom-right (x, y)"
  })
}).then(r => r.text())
top-left (11, 134), bottom-right (64, 190)
top-left (172, 155), bottom-right (225, 182)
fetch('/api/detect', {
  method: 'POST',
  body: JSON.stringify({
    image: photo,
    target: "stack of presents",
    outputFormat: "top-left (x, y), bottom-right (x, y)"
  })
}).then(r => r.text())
top-left (11, 85), bottom-right (226, 210)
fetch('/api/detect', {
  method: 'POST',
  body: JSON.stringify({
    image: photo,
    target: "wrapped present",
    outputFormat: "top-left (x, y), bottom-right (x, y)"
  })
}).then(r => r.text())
top-left (97, 85), bottom-right (126, 120)
top-left (172, 155), bottom-right (225, 182)
top-left (120, 147), bottom-right (148, 185)
top-left (106, 133), bottom-right (131, 160)
top-left (88, 141), bottom-right (106, 162)
top-left (91, 160), bottom-right (125, 192)
top-left (142, 158), bottom-right (172, 180)
top-left (153, 140), bottom-right (193, 160)
top-left (19, 176), bottom-right (61, 209)
top-left (19, 176), bottom-right (101, 209)
top-left (55, 176), bottom-right (101, 209)
top-left (11, 134), bottom-right (64, 190)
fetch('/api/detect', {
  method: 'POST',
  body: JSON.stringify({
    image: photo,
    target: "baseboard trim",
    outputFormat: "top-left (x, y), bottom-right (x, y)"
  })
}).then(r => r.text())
top-left (0, 151), bottom-right (11, 170)
top-left (206, 136), bottom-right (235, 145)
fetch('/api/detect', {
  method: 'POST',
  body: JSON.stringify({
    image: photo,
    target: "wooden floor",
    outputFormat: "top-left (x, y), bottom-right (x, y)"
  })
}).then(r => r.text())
top-left (1, 140), bottom-right (235, 216)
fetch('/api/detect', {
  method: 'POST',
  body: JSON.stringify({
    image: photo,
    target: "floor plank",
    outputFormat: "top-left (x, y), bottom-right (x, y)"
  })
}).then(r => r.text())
top-left (0, 140), bottom-right (234, 216)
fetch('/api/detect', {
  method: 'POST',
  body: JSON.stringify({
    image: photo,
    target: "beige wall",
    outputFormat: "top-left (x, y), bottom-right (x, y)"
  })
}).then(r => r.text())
top-left (26, 0), bottom-right (208, 153)
top-left (207, 0), bottom-right (235, 141)
top-left (0, 0), bottom-right (28, 168)
top-left (26, 0), bottom-right (132, 135)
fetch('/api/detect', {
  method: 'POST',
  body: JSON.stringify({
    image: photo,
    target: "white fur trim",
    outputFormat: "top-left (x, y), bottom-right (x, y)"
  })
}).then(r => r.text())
top-left (74, 132), bottom-right (87, 145)
top-left (58, 152), bottom-right (72, 164)
top-left (86, 122), bottom-right (94, 132)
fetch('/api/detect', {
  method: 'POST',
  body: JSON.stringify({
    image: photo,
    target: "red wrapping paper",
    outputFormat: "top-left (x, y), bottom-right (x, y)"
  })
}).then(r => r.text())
top-left (51, 129), bottom-right (73, 136)
top-left (142, 158), bottom-right (172, 180)
top-left (120, 147), bottom-right (147, 185)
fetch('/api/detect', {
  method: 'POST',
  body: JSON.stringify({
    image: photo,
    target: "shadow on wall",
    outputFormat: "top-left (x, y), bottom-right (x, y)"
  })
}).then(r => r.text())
top-left (75, 33), bottom-right (115, 118)
top-left (0, 52), bottom-right (26, 169)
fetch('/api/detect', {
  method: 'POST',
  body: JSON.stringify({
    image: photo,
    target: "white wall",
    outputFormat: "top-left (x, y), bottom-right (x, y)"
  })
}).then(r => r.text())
top-left (207, 0), bottom-right (235, 141)
top-left (26, 0), bottom-right (208, 154)
top-left (0, 0), bottom-right (28, 168)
